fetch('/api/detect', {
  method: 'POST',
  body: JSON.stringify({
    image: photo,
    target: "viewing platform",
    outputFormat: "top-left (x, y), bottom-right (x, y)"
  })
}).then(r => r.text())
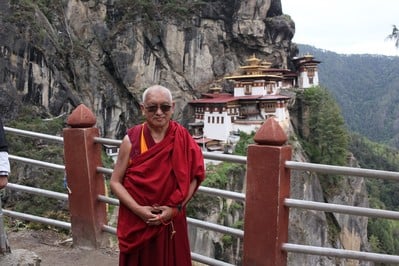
top-left (2, 104), bottom-right (399, 265)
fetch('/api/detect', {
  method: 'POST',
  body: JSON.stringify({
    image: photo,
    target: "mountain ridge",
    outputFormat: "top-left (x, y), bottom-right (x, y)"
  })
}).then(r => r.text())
top-left (297, 43), bottom-right (399, 148)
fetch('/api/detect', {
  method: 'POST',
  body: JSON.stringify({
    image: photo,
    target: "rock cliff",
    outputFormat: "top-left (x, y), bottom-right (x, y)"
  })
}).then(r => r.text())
top-left (0, 1), bottom-right (371, 265)
top-left (0, 0), bottom-right (295, 138)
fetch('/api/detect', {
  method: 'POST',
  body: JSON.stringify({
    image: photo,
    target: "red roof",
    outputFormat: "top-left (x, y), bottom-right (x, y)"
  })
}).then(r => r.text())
top-left (190, 93), bottom-right (236, 103)
top-left (201, 92), bottom-right (233, 98)
top-left (190, 96), bottom-right (236, 104)
top-left (237, 94), bottom-right (290, 101)
top-left (190, 94), bottom-right (290, 104)
top-left (258, 95), bottom-right (290, 100)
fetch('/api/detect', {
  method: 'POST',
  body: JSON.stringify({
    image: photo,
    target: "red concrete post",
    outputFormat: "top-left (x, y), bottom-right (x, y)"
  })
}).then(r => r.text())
top-left (243, 118), bottom-right (292, 266)
top-left (63, 104), bottom-right (107, 248)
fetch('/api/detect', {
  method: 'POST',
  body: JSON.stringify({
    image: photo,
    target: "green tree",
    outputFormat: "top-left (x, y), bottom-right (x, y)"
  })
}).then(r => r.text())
top-left (301, 86), bottom-right (349, 166)
top-left (233, 131), bottom-right (255, 156)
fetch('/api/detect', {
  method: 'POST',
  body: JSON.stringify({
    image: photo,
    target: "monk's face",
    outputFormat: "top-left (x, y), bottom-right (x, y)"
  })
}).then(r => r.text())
top-left (141, 88), bottom-right (174, 130)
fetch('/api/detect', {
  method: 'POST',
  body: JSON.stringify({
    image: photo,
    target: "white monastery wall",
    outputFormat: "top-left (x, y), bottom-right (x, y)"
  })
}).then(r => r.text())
top-left (203, 112), bottom-right (232, 141)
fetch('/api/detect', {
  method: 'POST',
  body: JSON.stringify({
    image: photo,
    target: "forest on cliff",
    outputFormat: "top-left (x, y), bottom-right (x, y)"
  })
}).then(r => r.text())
top-left (297, 44), bottom-right (399, 255)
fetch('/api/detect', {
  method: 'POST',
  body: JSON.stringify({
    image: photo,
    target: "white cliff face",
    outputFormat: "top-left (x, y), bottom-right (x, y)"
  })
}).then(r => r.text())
top-left (233, 0), bottom-right (271, 39)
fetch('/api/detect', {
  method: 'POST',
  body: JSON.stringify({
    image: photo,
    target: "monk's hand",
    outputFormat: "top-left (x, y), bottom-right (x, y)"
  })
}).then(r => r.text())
top-left (145, 205), bottom-right (176, 226)
top-left (143, 205), bottom-right (163, 226)
top-left (136, 206), bottom-right (159, 225)
top-left (154, 206), bottom-right (176, 221)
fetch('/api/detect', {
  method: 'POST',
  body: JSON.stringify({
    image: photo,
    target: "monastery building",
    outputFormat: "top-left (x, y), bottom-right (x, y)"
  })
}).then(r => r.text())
top-left (188, 54), bottom-right (320, 152)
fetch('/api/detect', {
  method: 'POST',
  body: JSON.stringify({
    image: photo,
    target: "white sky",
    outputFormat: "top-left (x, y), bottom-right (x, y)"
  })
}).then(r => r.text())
top-left (281, 0), bottom-right (399, 56)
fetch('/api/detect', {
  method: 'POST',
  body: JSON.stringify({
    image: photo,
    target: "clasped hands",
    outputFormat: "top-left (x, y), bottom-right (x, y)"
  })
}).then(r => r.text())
top-left (143, 205), bottom-right (177, 226)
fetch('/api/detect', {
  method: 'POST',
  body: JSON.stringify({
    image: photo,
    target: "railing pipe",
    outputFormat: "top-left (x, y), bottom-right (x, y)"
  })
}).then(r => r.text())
top-left (190, 253), bottom-right (235, 266)
top-left (96, 166), bottom-right (113, 175)
top-left (286, 160), bottom-right (399, 181)
top-left (282, 243), bottom-right (399, 264)
top-left (6, 183), bottom-right (68, 201)
top-left (97, 165), bottom-right (246, 203)
top-left (187, 218), bottom-right (244, 238)
top-left (285, 198), bottom-right (399, 220)
top-left (102, 224), bottom-right (117, 235)
top-left (9, 155), bottom-right (65, 171)
top-left (197, 186), bottom-right (245, 202)
top-left (99, 204), bottom-right (244, 239)
top-left (2, 209), bottom-right (71, 229)
top-left (202, 152), bottom-right (247, 164)
top-left (93, 136), bottom-right (247, 164)
top-left (93, 137), bottom-right (122, 146)
top-left (97, 194), bottom-right (119, 206)
top-left (4, 127), bottom-right (64, 143)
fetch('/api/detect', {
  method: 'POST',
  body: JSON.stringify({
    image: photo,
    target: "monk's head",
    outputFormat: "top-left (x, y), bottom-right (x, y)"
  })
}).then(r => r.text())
top-left (141, 85), bottom-right (175, 130)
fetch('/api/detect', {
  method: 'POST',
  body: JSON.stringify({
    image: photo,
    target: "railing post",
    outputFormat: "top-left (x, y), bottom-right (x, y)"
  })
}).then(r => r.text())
top-left (63, 104), bottom-right (107, 248)
top-left (243, 118), bottom-right (292, 266)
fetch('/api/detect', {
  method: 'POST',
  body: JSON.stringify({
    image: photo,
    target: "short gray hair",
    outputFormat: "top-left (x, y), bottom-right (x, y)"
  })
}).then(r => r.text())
top-left (142, 85), bottom-right (173, 103)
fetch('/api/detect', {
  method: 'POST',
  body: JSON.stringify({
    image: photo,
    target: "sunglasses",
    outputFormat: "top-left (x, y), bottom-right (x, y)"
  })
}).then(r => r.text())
top-left (144, 104), bottom-right (172, 113)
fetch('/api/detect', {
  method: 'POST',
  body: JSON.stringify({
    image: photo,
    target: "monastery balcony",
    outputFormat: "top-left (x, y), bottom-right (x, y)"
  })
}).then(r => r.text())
top-left (234, 119), bottom-right (263, 124)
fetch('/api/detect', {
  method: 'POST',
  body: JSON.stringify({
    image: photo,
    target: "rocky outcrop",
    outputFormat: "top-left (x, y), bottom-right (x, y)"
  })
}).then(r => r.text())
top-left (0, 0), bottom-right (296, 139)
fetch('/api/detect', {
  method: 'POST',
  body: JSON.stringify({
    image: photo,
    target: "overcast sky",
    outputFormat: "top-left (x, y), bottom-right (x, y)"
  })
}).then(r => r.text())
top-left (281, 0), bottom-right (399, 56)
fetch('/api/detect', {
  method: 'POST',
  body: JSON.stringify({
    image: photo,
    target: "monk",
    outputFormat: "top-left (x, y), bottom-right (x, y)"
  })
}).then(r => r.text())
top-left (110, 85), bottom-right (205, 266)
top-left (0, 118), bottom-right (10, 189)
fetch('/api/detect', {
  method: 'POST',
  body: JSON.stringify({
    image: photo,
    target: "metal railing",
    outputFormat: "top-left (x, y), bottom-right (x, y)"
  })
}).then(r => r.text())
top-left (4, 127), bottom-right (243, 266)
top-left (3, 127), bottom-right (69, 229)
top-left (284, 161), bottom-right (399, 264)
top-left (3, 126), bottom-right (399, 265)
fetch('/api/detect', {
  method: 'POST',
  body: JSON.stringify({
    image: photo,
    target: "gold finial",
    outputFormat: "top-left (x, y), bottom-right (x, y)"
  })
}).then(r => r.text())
top-left (247, 54), bottom-right (261, 66)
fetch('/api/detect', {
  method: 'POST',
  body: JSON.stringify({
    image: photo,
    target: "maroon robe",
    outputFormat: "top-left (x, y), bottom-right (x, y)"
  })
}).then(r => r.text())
top-left (117, 121), bottom-right (205, 266)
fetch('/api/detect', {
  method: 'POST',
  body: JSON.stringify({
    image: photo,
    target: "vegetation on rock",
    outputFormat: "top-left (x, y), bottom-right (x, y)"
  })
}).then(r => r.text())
top-left (349, 133), bottom-right (399, 255)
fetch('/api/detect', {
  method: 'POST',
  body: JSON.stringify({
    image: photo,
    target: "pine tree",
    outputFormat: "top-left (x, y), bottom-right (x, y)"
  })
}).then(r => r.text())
top-left (302, 86), bottom-right (349, 166)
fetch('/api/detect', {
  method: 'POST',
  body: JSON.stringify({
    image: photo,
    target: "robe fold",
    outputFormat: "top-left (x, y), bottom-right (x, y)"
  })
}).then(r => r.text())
top-left (117, 121), bottom-right (205, 266)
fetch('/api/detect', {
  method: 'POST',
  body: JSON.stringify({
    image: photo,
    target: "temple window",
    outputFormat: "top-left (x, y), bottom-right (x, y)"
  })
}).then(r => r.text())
top-left (264, 103), bottom-right (275, 112)
top-left (245, 85), bottom-right (251, 95)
